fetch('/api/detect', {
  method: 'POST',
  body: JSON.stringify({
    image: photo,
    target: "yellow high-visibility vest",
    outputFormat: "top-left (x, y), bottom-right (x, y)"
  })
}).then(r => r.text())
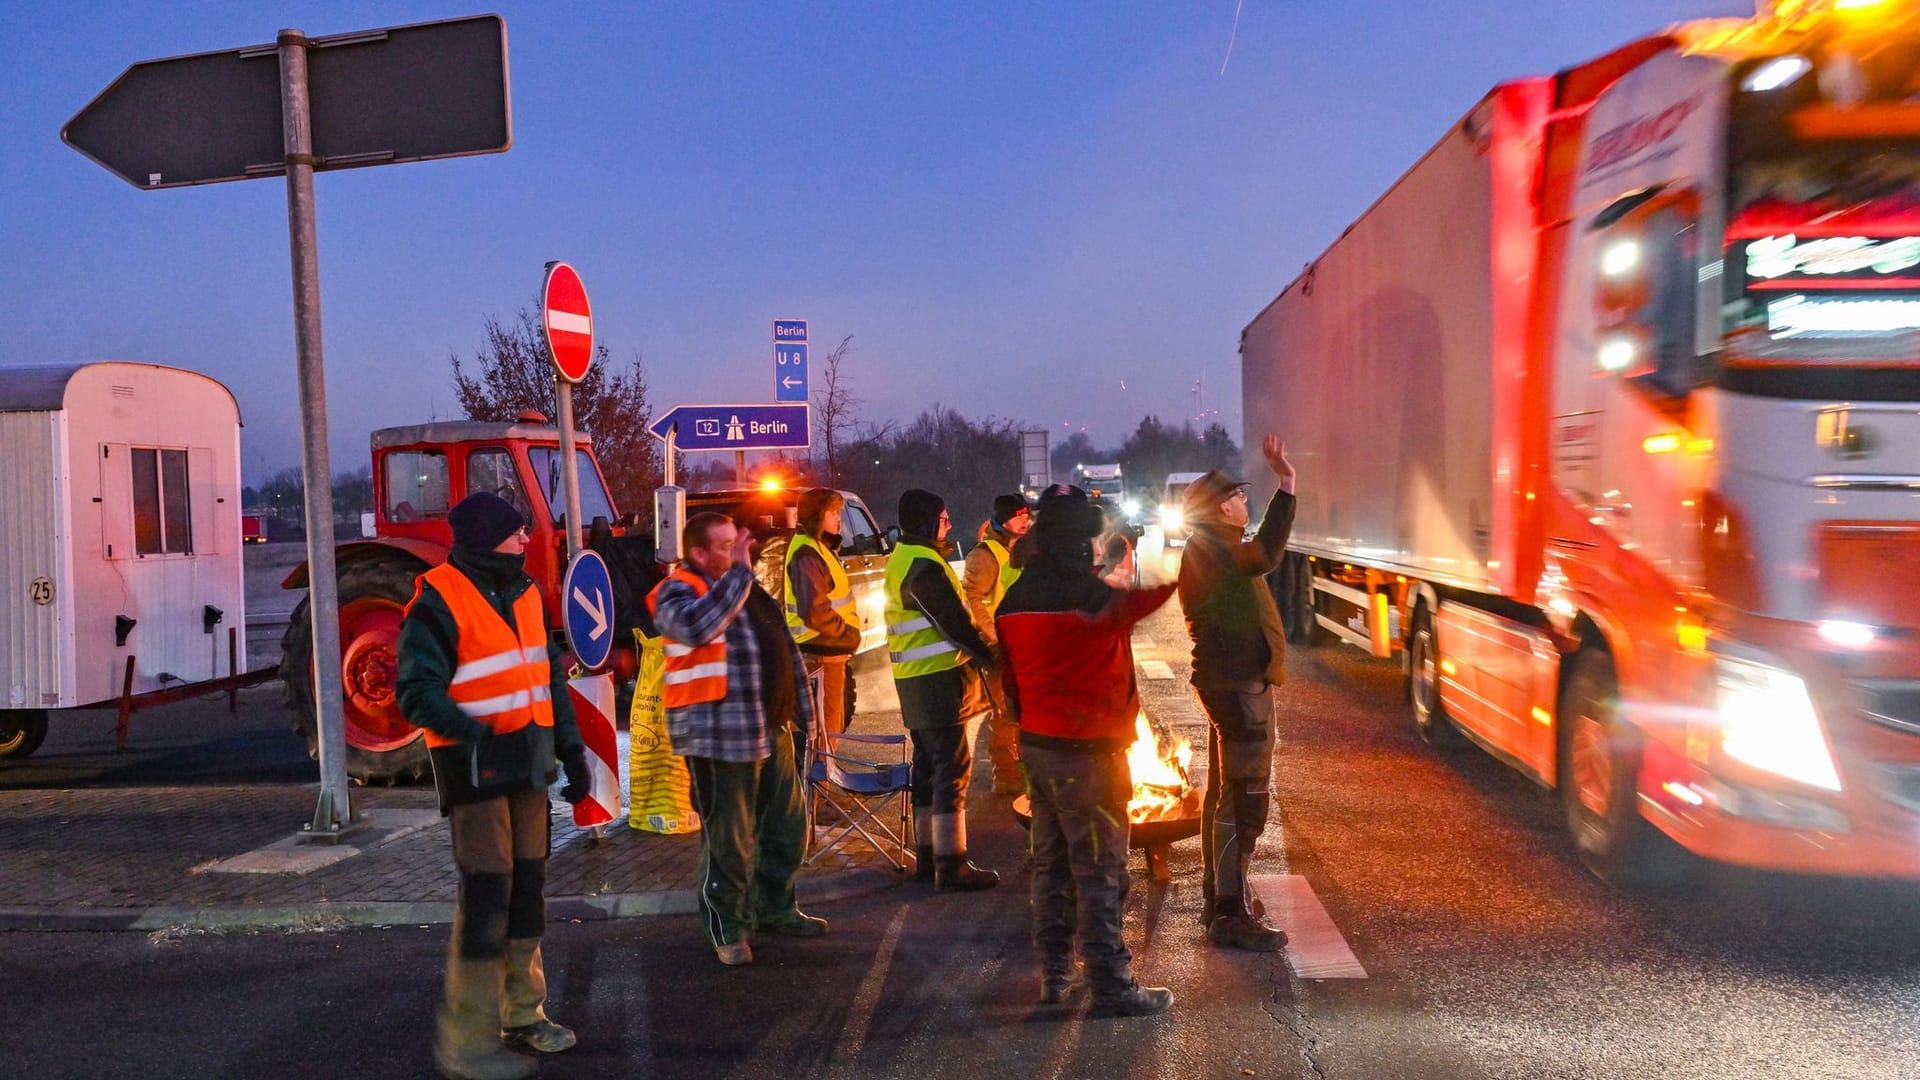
top-left (884, 543), bottom-right (966, 679)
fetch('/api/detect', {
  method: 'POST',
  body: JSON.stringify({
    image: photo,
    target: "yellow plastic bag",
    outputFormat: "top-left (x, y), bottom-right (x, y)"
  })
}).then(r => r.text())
top-left (628, 629), bottom-right (701, 834)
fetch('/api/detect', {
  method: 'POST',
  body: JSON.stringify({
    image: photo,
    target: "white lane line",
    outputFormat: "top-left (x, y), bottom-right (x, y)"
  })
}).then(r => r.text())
top-left (1249, 873), bottom-right (1367, 979)
top-left (1138, 659), bottom-right (1175, 680)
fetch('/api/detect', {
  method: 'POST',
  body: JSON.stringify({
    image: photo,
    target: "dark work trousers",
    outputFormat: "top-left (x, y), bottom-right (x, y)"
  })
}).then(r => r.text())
top-left (1195, 680), bottom-right (1276, 918)
top-left (908, 723), bottom-right (971, 815)
top-left (446, 787), bottom-right (553, 1031)
top-left (1023, 741), bottom-right (1134, 994)
top-left (686, 731), bottom-right (808, 948)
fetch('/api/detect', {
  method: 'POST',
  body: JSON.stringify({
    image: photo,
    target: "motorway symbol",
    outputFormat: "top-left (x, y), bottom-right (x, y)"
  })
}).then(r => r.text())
top-left (62, 14), bottom-right (510, 190)
top-left (775, 342), bottom-right (809, 402)
top-left (543, 262), bottom-right (594, 383)
top-left (562, 550), bottom-right (614, 671)
top-left (649, 403), bottom-right (811, 452)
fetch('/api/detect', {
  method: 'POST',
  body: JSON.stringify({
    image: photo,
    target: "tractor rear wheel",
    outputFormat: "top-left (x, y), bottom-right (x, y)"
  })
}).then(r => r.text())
top-left (283, 555), bottom-right (432, 784)
top-left (0, 710), bottom-right (49, 760)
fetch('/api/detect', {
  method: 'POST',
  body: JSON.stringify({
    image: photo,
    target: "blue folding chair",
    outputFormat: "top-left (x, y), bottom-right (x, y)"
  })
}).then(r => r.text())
top-left (803, 674), bottom-right (914, 871)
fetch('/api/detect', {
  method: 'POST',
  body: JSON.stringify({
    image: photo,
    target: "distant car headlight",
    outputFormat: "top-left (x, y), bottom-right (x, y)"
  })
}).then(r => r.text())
top-left (1122, 498), bottom-right (1140, 517)
top-left (1159, 506), bottom-right (1183, 530)
top-left (1714, 654), bottom-right (1841, 792)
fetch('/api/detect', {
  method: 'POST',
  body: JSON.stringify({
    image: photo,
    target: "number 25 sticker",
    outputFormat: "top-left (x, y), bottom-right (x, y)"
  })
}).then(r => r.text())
top-left (30, 577), bottom-right (53, 606)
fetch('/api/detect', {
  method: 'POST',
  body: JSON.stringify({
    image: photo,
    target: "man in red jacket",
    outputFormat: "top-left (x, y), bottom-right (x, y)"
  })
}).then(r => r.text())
top-left (996, 485), bottom-right (1175, 1017)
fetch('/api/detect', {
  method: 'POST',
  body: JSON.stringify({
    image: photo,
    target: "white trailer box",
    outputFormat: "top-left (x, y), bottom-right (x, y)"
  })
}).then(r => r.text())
top-left (0, 362), bottom-right (245, 716)
top-left (1241, 104), bottom-right (1498, 593)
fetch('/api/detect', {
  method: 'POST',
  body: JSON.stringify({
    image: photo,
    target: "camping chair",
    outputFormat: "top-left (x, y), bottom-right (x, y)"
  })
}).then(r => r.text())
top-left (803, 672), bottom-right (914, 872)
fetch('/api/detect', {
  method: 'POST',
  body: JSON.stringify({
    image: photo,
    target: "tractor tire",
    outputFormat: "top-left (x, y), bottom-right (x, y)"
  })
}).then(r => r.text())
top-left (283, 555), bottom-right (432, 785)
top-left (0, 710), bottom-right (49, 760)
top-left (1557, 648), bottom-right (1691, 889)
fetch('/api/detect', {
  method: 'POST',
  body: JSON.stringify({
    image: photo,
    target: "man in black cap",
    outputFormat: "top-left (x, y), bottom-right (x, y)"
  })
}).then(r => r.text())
top-left (963, 492), bottom-right (1031, 795)
top-left (1178, 435), bottom-right (1296, 952)
top-left (885, 489), bottom-right (999, 890)
top-left (396, 492), bottom-right (590, 1080)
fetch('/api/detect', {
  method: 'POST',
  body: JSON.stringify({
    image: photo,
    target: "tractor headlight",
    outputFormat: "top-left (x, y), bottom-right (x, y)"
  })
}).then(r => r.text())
top-left (1714, 654), bottom-right (1841, 792)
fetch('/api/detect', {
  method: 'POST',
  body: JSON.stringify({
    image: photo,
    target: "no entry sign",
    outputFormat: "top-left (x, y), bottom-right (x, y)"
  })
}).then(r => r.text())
top-left (543, 261), bottom-right (593, 383)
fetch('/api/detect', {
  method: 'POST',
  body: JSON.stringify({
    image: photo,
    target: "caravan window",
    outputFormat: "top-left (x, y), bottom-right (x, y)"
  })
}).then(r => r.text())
top-left (132, 447), bottom-right (192, 556)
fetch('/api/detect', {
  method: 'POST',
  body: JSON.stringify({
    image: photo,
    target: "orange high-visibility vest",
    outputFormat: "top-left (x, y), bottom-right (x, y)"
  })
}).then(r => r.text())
top-left (646, 568), bottom-right (729, 708)
top-left (407, 563), bottom-right (554, 749)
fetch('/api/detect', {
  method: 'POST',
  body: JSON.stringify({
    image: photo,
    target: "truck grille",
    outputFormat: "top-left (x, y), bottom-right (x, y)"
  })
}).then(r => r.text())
top-left (1856, 681), bottom-right (1920, 737)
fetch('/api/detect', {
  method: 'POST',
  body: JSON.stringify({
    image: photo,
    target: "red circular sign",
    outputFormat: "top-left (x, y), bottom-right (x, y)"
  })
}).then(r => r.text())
top-left (542, 262), bottom-right (594, 383)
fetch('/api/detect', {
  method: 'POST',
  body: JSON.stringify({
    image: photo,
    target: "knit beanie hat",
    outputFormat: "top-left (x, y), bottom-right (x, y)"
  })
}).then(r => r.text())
top-left (897, 489), bottom-right (946, 539)
top-left (448, 492), bottom-right (526, 551)
top-left (992, 493), bottom-right (1029, 526)
top-left (1034, 485), bottom-right (1103, 547)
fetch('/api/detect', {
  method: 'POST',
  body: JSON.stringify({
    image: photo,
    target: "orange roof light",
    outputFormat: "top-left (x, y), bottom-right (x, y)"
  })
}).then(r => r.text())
top-left (759, 477), bottom-right (782, 493)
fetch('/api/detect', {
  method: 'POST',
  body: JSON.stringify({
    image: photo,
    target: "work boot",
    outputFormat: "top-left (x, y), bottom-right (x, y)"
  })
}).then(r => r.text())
top-left (913, 844), bottom-right (936, 884)
top-left (435, 958), bottom-right (535, 1080)
top-left (501, 1019), bottom-right (576, 1054)
top-left (1208, 913), bottom-right (1288, 952)
top-left (1040, 964), bottom-right (1083, 1006)
top-left (1091, 980), bottom-right (1174, 1018)
top-left (935, 854), bottom-right (1000, 892)
top-left (715, 939), bottom-right (753, 966)
top-left (756, 910), bottom-right (830, 937)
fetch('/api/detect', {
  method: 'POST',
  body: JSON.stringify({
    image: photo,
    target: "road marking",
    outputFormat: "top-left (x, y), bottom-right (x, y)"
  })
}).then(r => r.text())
top-left (830, 905), bottom-right (908, 1063)
top-left (1249, 873), bottom-right (1367, 979)
top-left (1138, 659), bottom-right (1175, 680)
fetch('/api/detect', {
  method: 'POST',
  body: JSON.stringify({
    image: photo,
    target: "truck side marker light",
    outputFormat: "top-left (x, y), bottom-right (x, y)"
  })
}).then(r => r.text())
top-left (1531, 707), bottom-right (1552, 726)
top-left (1440, 659), bottom-right (1457, 677)
top-left (1677, 619), bottom-right (1709, 652)
top-left (1661, 781), bottom-right (1707, 807)
top-left (1643, 433), bottom-right (1682, 454)
top-left (1600, 239), bottom-right (1642, 278)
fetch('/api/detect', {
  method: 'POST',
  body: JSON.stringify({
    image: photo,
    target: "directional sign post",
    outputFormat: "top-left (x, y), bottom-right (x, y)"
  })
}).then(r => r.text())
top-left (773, 319), bottom-right (808, 403)
top-left (62, 16), bottom-right (512, 841)
top-left (563, 550), bottom-right (616, 673)
top-left (543, 261), bottom-right (592, 562)
top-left (650, 403), bottom-right (812, 452)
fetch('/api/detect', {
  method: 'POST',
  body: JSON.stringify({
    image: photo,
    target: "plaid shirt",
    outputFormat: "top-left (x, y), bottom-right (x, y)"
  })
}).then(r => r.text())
top-left (651, 562), bottom-right (814, 763)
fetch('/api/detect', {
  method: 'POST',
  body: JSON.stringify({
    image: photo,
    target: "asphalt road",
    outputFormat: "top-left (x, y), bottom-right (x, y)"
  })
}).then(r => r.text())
top-left (9, 600), bottom-right (1920, 1078)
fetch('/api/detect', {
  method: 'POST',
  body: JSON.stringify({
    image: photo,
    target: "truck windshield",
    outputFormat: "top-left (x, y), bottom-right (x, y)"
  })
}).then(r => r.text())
top-left (528, 447), bottom-right (619, 527)
top-left (1724, 50), bottom-right (1920, 370)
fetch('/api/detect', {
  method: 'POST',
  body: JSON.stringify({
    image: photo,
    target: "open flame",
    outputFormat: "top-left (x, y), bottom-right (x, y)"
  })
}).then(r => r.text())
top-left (1126, 712), bottom-right (1200, 824)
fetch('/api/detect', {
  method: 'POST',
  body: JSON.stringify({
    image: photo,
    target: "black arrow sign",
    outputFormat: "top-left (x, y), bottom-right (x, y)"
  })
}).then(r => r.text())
top-left (63, 14), bottom-right (510, 189)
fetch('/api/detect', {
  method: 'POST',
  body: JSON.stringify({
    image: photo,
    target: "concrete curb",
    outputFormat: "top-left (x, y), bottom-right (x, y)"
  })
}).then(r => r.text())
top-left (0, 867), bottom-right (906, 933)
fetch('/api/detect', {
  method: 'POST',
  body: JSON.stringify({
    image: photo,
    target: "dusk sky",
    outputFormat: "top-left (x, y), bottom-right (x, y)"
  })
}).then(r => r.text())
top-left (0, 1), bottom-right (1744, 483)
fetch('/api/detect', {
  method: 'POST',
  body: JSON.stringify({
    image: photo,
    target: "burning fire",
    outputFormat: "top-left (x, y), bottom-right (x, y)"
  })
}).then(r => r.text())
top-left (1126, 712), bottom-right (1199, 823)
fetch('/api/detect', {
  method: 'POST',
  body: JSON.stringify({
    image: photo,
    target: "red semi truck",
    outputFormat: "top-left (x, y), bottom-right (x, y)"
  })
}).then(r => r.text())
top-left (1247, 1), bottom-right (1920, 883)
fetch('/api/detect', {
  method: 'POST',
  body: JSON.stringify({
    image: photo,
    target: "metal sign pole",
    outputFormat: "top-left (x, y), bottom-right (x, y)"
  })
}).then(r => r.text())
top-left (556, 377), bottom-right (584, 561)
top-left (735, 449), bottom-right (747, 485)
top-left (279, 29), bottom-right (352, 837)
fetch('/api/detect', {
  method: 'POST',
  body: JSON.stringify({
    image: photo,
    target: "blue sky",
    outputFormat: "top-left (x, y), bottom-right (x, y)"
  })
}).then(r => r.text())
top-left (0, 1), bottom-right (1743, 482)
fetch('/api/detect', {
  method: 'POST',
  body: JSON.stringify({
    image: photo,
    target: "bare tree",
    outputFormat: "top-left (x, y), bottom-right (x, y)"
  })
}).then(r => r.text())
top-left (450, 307), bottom-right (661, 524)
top-left (811, 334), bottom-right (860, 486)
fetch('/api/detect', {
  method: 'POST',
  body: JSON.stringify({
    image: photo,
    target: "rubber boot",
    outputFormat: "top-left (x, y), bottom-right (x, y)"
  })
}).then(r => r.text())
top-left (500, 939), bottom-right (575, 1053)
top-left (435, 957), bottom-right (535, 1080)
top-left (931, 813), bottom-right (998, 891)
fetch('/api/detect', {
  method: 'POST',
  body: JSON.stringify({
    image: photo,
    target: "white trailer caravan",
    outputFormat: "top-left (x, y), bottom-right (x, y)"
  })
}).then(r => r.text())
top-left (0, 362), bottom-right (247, 758)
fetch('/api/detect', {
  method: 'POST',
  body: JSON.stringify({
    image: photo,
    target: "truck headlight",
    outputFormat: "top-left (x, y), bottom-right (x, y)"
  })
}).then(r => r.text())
top-left (1714, 655), bottom-right (1841, 792)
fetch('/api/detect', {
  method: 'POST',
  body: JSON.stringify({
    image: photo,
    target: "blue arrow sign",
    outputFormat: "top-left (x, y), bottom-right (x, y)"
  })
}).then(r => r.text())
top-left (649, 403), bottom-right (811, 451)
top-left (774, 342), bottom-right (809, 402)
top-left (562, 550), bottom-right (615, 671)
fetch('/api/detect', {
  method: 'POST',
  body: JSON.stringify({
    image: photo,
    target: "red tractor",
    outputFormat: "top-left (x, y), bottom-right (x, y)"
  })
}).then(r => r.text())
top-left (279, 413), bottom-right (651, 783)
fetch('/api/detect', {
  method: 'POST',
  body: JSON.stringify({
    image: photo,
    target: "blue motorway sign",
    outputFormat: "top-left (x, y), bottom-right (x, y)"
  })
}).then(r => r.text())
top-left (773, 319), bottom-right (808, 342)
top-left (775, 342), bottom-right (809, 402)
top-left (649, 403), bottom-right (811, 451)
top-left (562, 550), bottom-right (615, 671)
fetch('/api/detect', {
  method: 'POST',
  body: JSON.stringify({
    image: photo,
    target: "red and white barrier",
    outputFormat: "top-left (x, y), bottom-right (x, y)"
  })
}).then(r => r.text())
top-left (566, 673), bottom-right (621, 829)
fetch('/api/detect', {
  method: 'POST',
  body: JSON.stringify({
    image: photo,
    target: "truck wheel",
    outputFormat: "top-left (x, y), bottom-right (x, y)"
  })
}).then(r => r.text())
top-left (0, 710), bottom-right (49, 760)
top-left (1557, 648), bottom-right (1689, 888)
top-left (1277, 552), bottom-right (1324, 645)
top-left (283, 556), bottom-right (432, 784)
top-left (1408, 603), bottom-right (1460, 747)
